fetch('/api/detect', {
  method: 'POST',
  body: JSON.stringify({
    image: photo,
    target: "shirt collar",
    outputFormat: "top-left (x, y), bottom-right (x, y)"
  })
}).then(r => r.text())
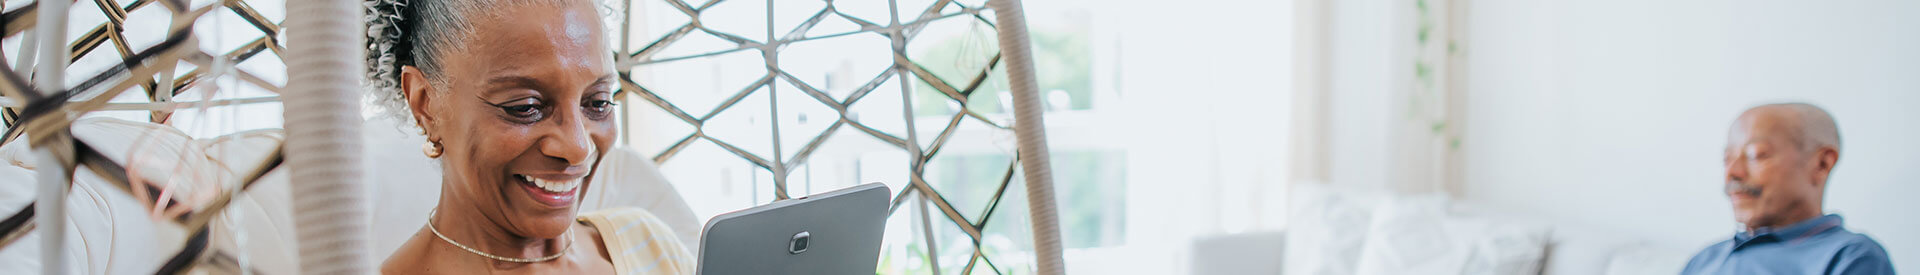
top-left (1736, 214), bottom-right (1844, 245)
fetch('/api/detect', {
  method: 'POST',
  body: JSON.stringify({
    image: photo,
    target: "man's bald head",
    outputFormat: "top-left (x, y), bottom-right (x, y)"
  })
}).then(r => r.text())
top-left (1736, 103), bottom-right (1842, 156)
top-left (1723, 102), bottom-right (1843, 230)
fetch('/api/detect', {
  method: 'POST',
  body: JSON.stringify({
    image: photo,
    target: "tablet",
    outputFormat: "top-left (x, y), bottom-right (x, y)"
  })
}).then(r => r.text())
top-left (695, 183), bottom-right (891, 275)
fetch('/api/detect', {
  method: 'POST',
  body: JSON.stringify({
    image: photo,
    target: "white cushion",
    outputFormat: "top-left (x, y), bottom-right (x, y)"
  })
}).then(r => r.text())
top-left (1353, 194), bottom-right (1464, 275)
top-left (1540, 227), bottom-right (1635, 275)
top-left (0, 164), bottom-right (90, 274)
top-left (1352, 195), bottom-right (1552, 275)
top-left (1602, 244), bottom-right (1694, 275)
top-left (1191, 231), bottom-right (1288, 275)
top-left (0, 117), bottom-right (230, 274)
top-left (1458, 219), bottom-right (1552, 275)
top-left (200, 129), bottom-right (301, 273)
top-left (1283, 183), bottom-right (1379, 275)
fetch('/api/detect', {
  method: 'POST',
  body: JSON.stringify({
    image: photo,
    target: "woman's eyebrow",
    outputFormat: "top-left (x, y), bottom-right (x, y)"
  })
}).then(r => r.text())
top-left (592, 75), bottom-right (618, 96)
top-left (485, 75), bottom-right (546, 91)
top-left (592, 75), bottom-right (613, 87)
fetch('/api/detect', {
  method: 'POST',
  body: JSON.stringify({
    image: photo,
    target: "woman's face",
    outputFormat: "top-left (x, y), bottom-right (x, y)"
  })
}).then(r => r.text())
top-left (402, 1), bottom-right (616, 239)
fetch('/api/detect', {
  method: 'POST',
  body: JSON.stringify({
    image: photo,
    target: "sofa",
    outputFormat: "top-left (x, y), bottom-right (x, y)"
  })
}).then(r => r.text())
top-left (1190, 183), bottom-right (1699, 275)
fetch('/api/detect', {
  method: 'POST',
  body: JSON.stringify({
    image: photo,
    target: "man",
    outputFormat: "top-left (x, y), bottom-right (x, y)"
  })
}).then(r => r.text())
top-left (1682, 103), bottom-right (1895, 275)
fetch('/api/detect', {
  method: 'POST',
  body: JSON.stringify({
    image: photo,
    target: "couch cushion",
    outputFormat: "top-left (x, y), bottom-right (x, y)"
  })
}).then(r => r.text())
top-left (1540, 227), bottom-right (1635, 275)
top-left (1458, 219), bottom-right (1552, 275)
top-left (1191, 231), bottom-right (1288, 275)
top-left (1353, 194), bottom-right (1464, 275)
top-left (1283, 183), bottom-right (1379, 275)
top-left (1603, 244), bottom-right (1696, 275)
top-left (1352, 195), bottom-right (1552, 275)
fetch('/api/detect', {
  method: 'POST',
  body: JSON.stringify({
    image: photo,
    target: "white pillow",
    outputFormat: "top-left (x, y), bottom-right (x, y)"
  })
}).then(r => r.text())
top-left (1352, 195), bottom-right (1553, 275)
top-left (1283, 183), bottom-right (1379, 275)
top-left (1353, 194), bottom-right (1463, 275)
top-left (1457, 219), bottom-right (1552, 275)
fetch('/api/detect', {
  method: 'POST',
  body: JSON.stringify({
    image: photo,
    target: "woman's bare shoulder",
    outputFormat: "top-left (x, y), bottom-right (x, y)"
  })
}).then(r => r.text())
top-left (381, 229), bottom-right (441, 274)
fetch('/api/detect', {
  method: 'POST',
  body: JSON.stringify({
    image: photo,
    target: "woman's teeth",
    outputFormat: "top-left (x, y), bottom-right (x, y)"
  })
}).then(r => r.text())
top-left (515, 174), bottom-right (581, 193)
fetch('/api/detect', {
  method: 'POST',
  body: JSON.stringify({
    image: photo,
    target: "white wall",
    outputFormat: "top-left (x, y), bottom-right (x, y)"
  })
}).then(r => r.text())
top-left (1459, 0), bottom-right (1920, 269)
top-left (1101, 0), bottom-right (1297, 273)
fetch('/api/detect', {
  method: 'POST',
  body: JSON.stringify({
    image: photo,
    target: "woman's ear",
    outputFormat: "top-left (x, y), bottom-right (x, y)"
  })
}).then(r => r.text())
top-left (401, 65), bottom-right (437, 134)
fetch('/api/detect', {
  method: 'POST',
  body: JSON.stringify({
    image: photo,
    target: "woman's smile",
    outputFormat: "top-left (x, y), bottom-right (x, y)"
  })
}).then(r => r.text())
top-left (512, 173), bottom-right (583, 207)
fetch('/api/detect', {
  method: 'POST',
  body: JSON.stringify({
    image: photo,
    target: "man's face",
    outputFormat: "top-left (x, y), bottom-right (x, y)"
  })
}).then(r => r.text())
top-left (1723, 113), bottom-right (1819, 229)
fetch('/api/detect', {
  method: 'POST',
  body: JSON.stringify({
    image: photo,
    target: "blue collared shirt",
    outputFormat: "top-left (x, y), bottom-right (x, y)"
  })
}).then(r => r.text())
top-left (1682, 214), bottom-right (1896, 275)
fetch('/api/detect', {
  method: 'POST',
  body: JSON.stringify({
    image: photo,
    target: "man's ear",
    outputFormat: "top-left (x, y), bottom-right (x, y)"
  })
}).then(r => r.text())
top-left (1812, 146), bottom-right (1840, 188)
top-left (401, 65), bottom-right (437, 134)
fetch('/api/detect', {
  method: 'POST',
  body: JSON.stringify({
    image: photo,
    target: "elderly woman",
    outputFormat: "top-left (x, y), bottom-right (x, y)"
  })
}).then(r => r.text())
top-left (363, 0), bottom-right (690, 273)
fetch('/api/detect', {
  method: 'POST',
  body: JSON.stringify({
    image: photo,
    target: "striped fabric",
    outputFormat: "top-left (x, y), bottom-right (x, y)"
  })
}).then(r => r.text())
top-left (577, 207), bottom-right (695, 275)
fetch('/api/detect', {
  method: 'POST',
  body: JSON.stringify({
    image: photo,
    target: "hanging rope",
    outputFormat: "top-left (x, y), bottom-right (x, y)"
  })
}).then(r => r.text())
top-left (985, 0), bottom-right (1065, 274)
top-left (282, 0), bottom-right (373, 273)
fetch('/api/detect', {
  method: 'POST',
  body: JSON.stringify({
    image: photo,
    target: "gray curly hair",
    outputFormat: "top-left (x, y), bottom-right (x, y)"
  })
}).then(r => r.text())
top-left (362, 0), bottom-right (618, 126)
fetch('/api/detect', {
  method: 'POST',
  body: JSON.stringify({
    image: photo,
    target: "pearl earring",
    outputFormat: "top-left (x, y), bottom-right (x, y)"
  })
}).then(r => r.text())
top-left (423, 140), bottom-right (443, 158)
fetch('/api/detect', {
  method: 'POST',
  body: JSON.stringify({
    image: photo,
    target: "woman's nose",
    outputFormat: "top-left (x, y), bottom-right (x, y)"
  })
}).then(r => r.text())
top-left (540, 113), bottom-right (596, 166)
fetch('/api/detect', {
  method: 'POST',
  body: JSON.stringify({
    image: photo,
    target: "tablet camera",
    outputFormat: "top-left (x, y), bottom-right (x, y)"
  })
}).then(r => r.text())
top-left (789, 231), bottom-right (811, 254)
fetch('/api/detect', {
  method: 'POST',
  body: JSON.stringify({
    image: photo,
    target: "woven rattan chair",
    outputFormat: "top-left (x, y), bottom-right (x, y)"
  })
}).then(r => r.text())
top-left (0, 0), bottom-right (1063, 274)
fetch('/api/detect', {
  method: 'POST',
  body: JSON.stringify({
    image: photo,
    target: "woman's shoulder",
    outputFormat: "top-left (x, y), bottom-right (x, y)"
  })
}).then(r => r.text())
top-left (577, 207), bottom-right (696, 274)
top-left (577, 207), bottom-right (665, 221)
top-left (576, 207), bottom-right (682, 247)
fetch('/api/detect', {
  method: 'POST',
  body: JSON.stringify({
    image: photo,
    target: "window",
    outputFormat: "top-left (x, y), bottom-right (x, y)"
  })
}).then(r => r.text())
top-left (619, 0), bottom-right (1294, 273)
top-left (0, 0), bottom-right (288, 139)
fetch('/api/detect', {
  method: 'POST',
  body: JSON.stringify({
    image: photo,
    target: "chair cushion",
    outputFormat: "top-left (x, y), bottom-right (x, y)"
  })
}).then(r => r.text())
top-left (0, 117), bottom-right (227, 274)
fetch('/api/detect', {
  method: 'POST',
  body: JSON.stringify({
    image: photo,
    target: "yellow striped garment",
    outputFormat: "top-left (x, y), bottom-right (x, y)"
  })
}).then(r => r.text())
top-left (577, 208), bottom-right (696, 275)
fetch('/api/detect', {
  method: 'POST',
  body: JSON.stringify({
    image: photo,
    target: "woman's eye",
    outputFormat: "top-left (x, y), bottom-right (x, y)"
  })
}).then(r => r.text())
top-left (582, 99), bottom-right (616, 120)
top-left (502, 104), bottom-right (541, 118)
top-left (587, 100), bottom-right (615, 110)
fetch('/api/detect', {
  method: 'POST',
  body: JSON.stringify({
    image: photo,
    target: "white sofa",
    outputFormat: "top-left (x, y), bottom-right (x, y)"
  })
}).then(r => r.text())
top-left (0, 117), bottom-right (702, 274)
top-left (1190, 183), bottom-right (1698, 275)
